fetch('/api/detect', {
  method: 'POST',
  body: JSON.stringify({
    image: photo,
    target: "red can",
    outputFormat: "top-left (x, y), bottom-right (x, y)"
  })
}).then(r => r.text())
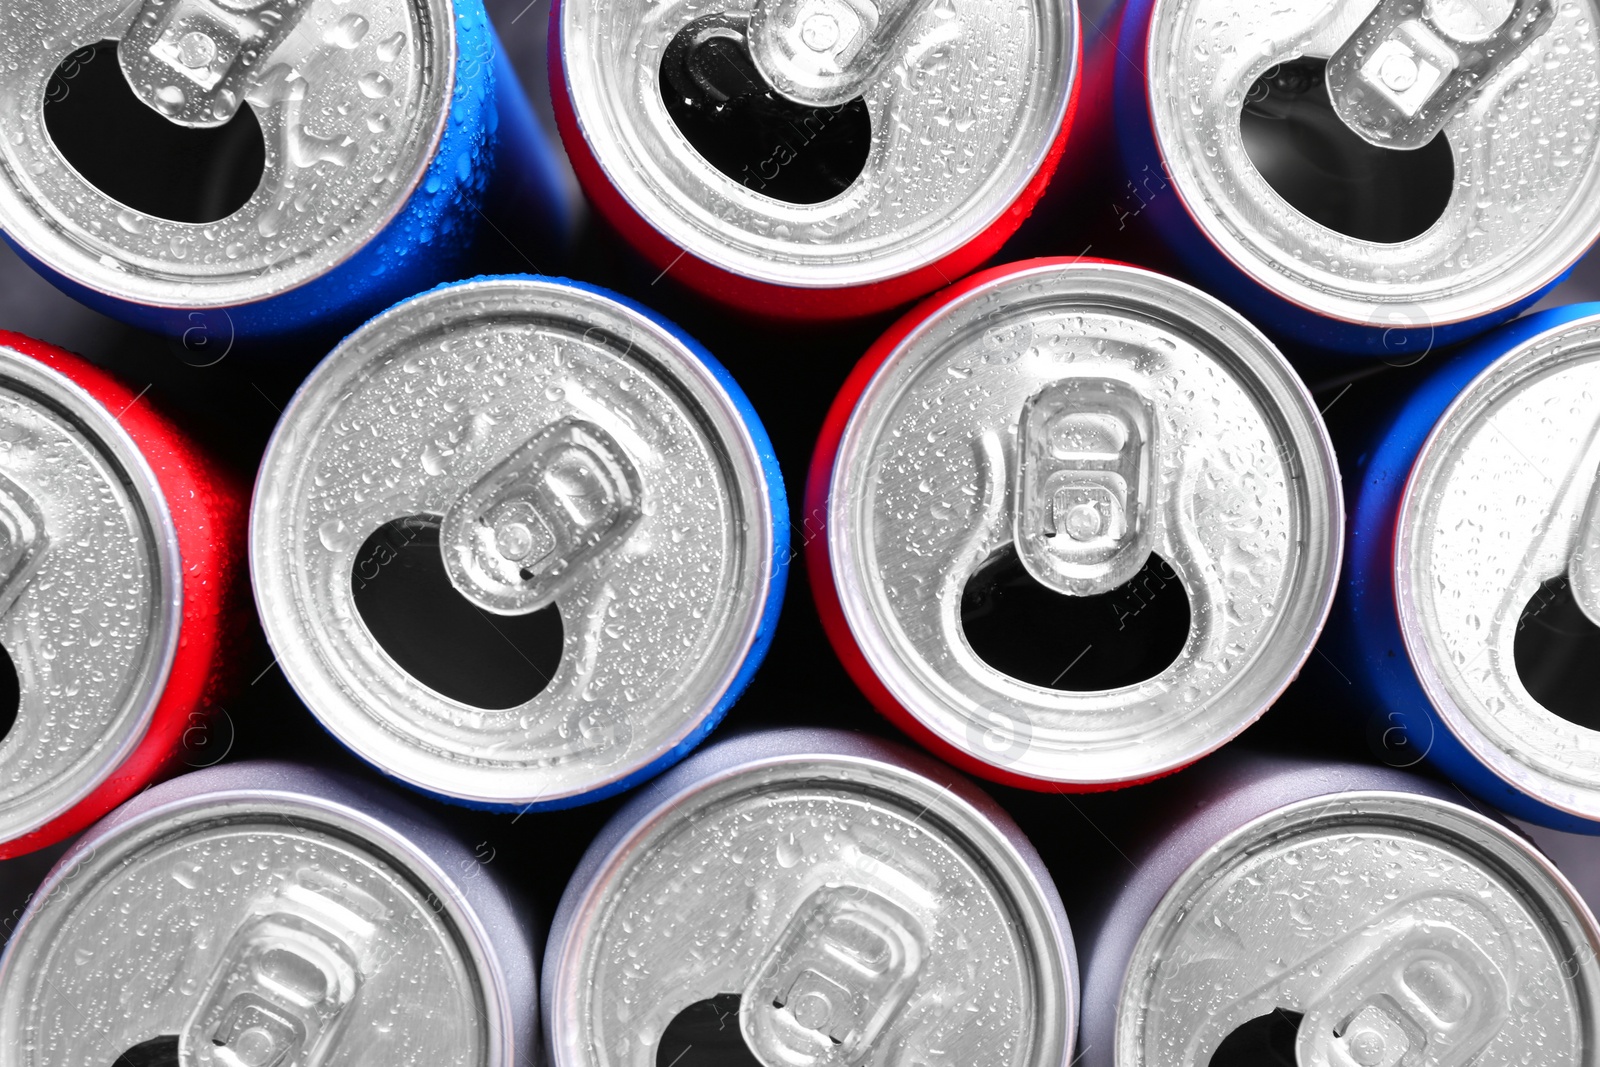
top-left (0, 333), bottom-right (246, 857)
top-left (806, 259), bottom-right (1342, 791)
top-left (550, 0), bottom-right (1081, 321)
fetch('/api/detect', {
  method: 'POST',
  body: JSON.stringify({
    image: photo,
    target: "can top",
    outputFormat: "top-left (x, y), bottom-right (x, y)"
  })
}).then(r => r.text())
top-left (1116, 791), bottom-right (1600, 1066)
top-left (825, 261), bottom-right (1341, 785)
top-left (0, 342), bottom-right (180, 843)
top-left (559, 0), bottom-right (1077, 290)
top-left (547, 733), bottom-right (1074, 1067)
top-left (0, 0), bottom-right (457, 311)
top-left (1146, 0), bottom-right (1600, 328)
top-left (251, 277), bottom-right (777, 807)
top-left (1398, 311), bottom-right (1600, 820)
top-left (0, 779), bottom-right (496, 1067)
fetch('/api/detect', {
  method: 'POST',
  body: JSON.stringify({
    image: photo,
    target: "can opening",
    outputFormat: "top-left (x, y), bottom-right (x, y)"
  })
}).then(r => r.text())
top-left (109, 1035), bottom-right (179, 1067)
top-left (658, 994), bottom-right (762, 1066)
top-left (1209, 1009), bottom-right (1302, 1066)
top-left (351, 516), bottom-right (563, 711)
top-left (0, 642), bottom-right (18, 747)
top-left (660, 14), bottom-right (871, 206)
top-left (42, 41), bottom-right (265, 225)
top-left (1514, 574), bottom-right (1600, 730)
top-left (1240, 58), bottom-right (1453, 244)
top-left (959, 545), bottom-right (1190, 691)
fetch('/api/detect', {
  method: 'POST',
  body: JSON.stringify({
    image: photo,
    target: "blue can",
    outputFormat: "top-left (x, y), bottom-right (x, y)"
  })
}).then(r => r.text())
top-left (250, 274), bottom-right (789, 811)
top-left (0, 0), bottom-right (571, 342)
top-left (1082, 0), bottom-right (1600, 355)
top-left (1331, 302), bottom-right (1600, 832)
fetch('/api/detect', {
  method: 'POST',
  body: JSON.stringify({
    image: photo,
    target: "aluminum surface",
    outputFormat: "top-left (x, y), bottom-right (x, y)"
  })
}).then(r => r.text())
top-left (0, 342), bottom-right (179, 845)
top-left (1115, 791), bottom-right (1600, 1066)
top-left (1146, 0), bottom-right (1600, 327)
top-left (544, 728), bottom-right (1075, 1067)
top-left (0, 0), bottom-right (456, 310)
top-left (826, 261), bottom-right (1341, 785)
top-left (1397, 312), bottom-right (1600, 820)
top-left (558, 0), bottom-right (1076, 289)
top-left (0, 762), bottom-right (528, 1067)
top-left (252, 277), bottom-right (775, 806)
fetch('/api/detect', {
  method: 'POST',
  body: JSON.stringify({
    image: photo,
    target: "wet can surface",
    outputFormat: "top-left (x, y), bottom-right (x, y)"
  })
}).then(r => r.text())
top-left (806, 258), bottom-right (1342, 790)
top-left (543, 727), bottom-right (1077, 1067)
top-left (551, 0), bottom-right (1081, 321)
top-left (1093, 0), bottom-right (1600, 354)
top-left (252, 275), bottom-right (788, 811)
top-left (1334, 303), bottom-right (1600, 833)
top-left (1075, 755), bottom-right (1600, 1067)
top-left (0, 0), bottom-right (569, 340)
top-left (0, 332), bottom-right (246, 860)
top-left (0, 760), bottom-right (539, 1067)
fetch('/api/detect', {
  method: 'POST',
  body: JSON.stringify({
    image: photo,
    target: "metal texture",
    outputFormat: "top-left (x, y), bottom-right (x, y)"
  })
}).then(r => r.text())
top-left (543, 727), bottom-right (1077, 1067)
top-left (252, 276), bottom-right (784, 809)
top-left (820, 260), bottom-right (1342, 787)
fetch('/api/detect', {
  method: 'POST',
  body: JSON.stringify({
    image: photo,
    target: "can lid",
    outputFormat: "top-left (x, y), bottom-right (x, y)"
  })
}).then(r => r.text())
top-left (0, 342), bottom-right (180, 843)
top-left (1398, 312), bottom-right (1600, 819)
top-left (549, 743), bottom-right (1073, 1067)
top-left (1146, 0), bottom-right (1600, 328)
top-left (0, 789), bottom-right (492, 1067)
top-left (0, 0), bottom-right (456, 311)
top-left (251, 278), bottom-right (777, 807)
top-left (826, 261), bottom-right (1342, 786)
top-left (1116, 792), bottom-right (1600, 1066)
top-left (559, 0), bottom-right (1076, 290)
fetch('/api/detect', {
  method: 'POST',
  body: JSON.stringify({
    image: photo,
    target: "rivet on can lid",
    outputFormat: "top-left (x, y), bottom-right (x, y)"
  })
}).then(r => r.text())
top-left (749, 0), bottom-right (933, 107)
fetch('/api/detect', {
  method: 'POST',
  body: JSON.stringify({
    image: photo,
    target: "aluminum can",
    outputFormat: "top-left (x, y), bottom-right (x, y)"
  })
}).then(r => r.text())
top-left (0, 0), bottom-right (570, 341)
top-left (550, 0), bottom-right (1081, 322)
top-left (1075, 754), bottom-right (1600, 1067)
top-left (252, 275), bottom-right (788, 811)
top-left (543, 727), bottom-right (1077, 1067)
top-left (0, 332), bottom-right (247, 860)
top-left (805, 258), bottom-right (1342, 790)
top-left (1332, 302), bottom-right (1600, 833)
top-left (1087, 0), bottom-right (1600, 355)
top-left (0, 760), bottom-right (539, 1067)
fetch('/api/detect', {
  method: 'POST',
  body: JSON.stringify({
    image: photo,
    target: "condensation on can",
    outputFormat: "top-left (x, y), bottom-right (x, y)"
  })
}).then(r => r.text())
top-left (0, 761), bottom-right (539, 1067)
top-left (806, 258), bottom-right (1342, 790)
top-left (251, 275), bottom-right (787, 811)
top-left (542, 727), bottom-right (1078, 1067)
top-left (550, 0), bottom-right (1081, 321)
top-left (0, 0), bottom-right (571, 340)
top-left (0, 332), bottom-right (246, 860)
top-left (1334, 302), bottom-right (1600, 833)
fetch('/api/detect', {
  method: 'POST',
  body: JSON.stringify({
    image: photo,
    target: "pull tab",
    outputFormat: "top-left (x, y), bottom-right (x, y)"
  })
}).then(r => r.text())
top-left (0, 471), bottom-right (48, 618)
top-left (1325, 0), bottom-right (1553, 149)
top-left (1013, 378), bottom-right (1157, 598)
top-left (1296, 918), bottom-right (1509, 1067)
top-left (742, 885), bottom-right (925, 1066)
top-left (1569, 474), bottom-right (1600, 626)
top-left (120, 0), bottom-right (310, 127)
top-left (440, 419), bottom-right (643, 616)
top-left (183, 873), bottom-right (384, 1067)
top-left (748, 0), bottom-right (934, 107)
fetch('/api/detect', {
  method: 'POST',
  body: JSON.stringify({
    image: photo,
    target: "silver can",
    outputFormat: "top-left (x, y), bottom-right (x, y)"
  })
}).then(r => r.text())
top-left (0, 760), bottom-right (539, 1067)
top-left (543, 727), bottom-right (1077, 1067)
top-left (809, 259), bottom-right (1343, 789)
top-left (251, 276), bottom-right (786, 810)
top-left (1076, 754), bottom-right (1600, 1067)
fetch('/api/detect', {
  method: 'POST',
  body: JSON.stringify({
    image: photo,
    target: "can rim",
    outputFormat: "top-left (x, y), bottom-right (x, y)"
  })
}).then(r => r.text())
top-left (555, 0), bottom-right (1079, 291)
top-left (0, 0), bottom-right (458, 313)
top-left (1113, 789), bottom-right (1600, 1066)
top-left (825, 259), bottom-right (1344, 786)
top-left (249, 276), bottom-right (778, 806)
top-left (543, 727), bottom-right (1078, 1067)
top-left (0, 343), bottom-right (182, 844)
top-left (1395, 309), bottom-right (1600, 821)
